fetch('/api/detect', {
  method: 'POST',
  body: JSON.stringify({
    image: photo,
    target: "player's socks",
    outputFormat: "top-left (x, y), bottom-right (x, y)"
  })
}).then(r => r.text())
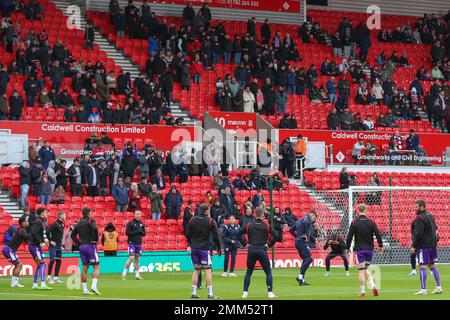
top-left (430, 267), bottom-right (441, 287)
top-left (367, 275), bottom-right (376, 289)
top-left (207, 286), bottom-right (213, 296)
top-left (82, 282), bottom-right (88, 293)
top-left (420, 268), bottom-right (427, 290)
top-left (242, 291), bottom-right (248, 298)
top-left (360, 285), bottom-right (366, 294)
top-left (268, 292), bottom-right (277, 298)
top-left (191, 285), bottom-right (197, 296)
top-left (40, 264), bottom-right (47, 283)
top-left (33, 264), bottom-right (41, 285)
top-left (92, 278), bottom-right (98, 290)
top-left (122, 268), bottom-right (127, 280)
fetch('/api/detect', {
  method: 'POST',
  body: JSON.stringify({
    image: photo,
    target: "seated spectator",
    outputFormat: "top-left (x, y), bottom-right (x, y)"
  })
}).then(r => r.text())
top-left (406, 129), bottom-right (420, 152)
top-left (51, 185), bottom-right (66, 204)
top-left (112, 177), bottom-right (129, 212)
top-left (339, 107), bottom-right (354, 130)
top-left (363, 115), bottom-right (375, 131)
top-left (164, 185), bottom-right (183, 220)
top-left (284, 207), bottom-right (297, 227)
top-left (327, 108), bottom-right (340, 130)
top-left (398, 53), bottom-right (410, 67)
top-left (352, 139), bottom-right (365, 164)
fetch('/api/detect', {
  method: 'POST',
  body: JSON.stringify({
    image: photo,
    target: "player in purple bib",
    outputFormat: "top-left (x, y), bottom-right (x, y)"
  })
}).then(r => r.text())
top-left (2, 216), bottom-right (32, 288)
top-left (30, 207), bottom-right (52, 290)
top-left (186, 203), bottom-right (221, 299)
top-left (411, 200), bottom-right (442, 295)
top-left (71, 207), bottom-right (101, 295)
top-left (346, 204), bottom-right (383, 298)
top-left (122, 210), bottom-right (146, 280)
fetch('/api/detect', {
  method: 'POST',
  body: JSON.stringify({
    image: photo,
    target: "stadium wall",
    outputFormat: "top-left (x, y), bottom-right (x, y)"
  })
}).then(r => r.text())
top-left (310, 0), bottom-right (448, 16)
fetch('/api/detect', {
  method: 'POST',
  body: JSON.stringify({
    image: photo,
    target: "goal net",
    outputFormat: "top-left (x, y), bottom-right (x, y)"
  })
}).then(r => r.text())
top-left (305, 186), bottom-right (450, 265)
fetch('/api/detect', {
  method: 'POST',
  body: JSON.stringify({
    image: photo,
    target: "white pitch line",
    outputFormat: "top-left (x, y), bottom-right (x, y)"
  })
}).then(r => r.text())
top-left (221, 289), bottom-right (424, 299)
top-left (0, 292), bottom-right (134, 300)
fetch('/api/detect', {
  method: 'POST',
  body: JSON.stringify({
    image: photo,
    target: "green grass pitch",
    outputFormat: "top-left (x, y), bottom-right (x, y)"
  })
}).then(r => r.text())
top-left (0, 265), bottom-right (448, 300)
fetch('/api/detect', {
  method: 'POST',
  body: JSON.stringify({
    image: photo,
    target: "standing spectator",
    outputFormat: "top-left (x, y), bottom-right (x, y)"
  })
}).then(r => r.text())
top-left (9, 90), bottom-right (24, 120)
top-left (182, 2), bottom-right (196, 26)
top-left (38, 141), bottom-right (56, 169)
top-left (261, 19), bottom-right (271, 44)
top-left (243, 86), bottom-right (255, 113)
top-left (67, 158), bottom-right (82, 196)
top-left (149, 184), bottom-right (163, 220)
top-left (339, 107), bottom-right (354, 130)
top-left (85, 159), bottom-right (99, 197)
top-left (164, 185), bottom-right (183, 219)
top-left (112, 177), bottom-right (129, 212)
top-left (222, 215), bottom-right (240, 277)
top-left (326, 77), bottom-right (337, 104)
top-left (128, 183), bottom-right (143, 211)
top-left (294, 135), bottom-right (307, 172)
top-left (101, 223), bottom-right (118, 256)
top-left (433, 89), bottom-right (446, 132)
top-left (339, 167), bottom-right (350, 189)
top-left (276, 86), bottom-right (287, 115)
top-left (39, 171), bottom-right (55, 205)
top-left (46, 160), bottom-right (57, 194)
top-left (19, 161), bottom-right (31, 208)
top-left (219, 186), bottom-right (235, 217)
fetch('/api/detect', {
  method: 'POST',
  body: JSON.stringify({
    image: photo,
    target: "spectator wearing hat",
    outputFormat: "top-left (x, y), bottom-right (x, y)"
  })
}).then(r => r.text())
top-left (101, 223), bottom-right (118, 256)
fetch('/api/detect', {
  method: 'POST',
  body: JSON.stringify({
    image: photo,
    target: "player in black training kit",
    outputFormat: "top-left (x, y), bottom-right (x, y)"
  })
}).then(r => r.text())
top-left (71, 207), bottom-right (101, 295)
top-left (47, 211), bottom-right (65, 284)
top-left (236, 207), bottom-right (279, 299)
top-left (1, 216), bottom-right (32, 288)
top-left (186, 203), bottom-right (221, 299)
top-left (324, 232), bottom-right (349, 277)
top-left (346, 204), bottom-right (383, 297)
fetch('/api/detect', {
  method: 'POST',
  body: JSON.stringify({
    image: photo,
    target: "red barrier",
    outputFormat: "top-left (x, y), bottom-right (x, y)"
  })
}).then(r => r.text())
top-left (0, 121), bottom-right (198, 157)
top-left (279, 129), bottom-right (450, 165)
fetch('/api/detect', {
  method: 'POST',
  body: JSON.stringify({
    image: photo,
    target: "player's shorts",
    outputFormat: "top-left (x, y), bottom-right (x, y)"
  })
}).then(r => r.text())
top-left (417, 248), bottom-right (438, 265)
top-left (191, 249), bottom-right (212, 267)
top-left (2, 245), bottom-right (20, 266)
top-left (355, 250), bottom-right (373, 266)
top-left (28, 244), bottom-right (45, 261)
top-left (49, 246), bottom-right (62, 260)
top-left (128, 244), bottom-right (142, 256)
top-left (295, 239), bottom-right (312, 259)
top-left (79, 244), bottom-right (99, 266)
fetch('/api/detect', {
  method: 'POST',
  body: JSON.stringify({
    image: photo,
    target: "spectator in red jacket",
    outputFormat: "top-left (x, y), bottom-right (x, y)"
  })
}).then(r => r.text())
top-left (191, 54), bottom-right (204, 84)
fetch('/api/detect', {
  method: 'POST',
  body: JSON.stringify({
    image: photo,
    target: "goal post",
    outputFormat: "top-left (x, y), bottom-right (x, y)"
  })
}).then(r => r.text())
top-left (306, 186), bottom-right (450, 267)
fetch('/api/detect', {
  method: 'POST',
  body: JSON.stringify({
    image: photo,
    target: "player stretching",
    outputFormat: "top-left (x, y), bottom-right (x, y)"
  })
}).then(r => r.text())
top-left (290, 210), bottom-right (317, 286)
top-left (122, 210), bottom-right (146, 280)
top-left (186, 203), bottom-right (221, 299)
top-left (30, 207), bottom-right (52, 290)
top-left (2, 216), bottom-right (31, 288)
top-left (411, 200), bottom-right (442, 295)
top-left (346, 204), bottom-right (383, 297)
top-left (47, 211), bottom-right (65, 284)
top-left (71, 207), bottom-right (101, 295)
top-left (324, 232), bottom-right (349, 277)
top-left (236, 208), bottom-right (279, 299)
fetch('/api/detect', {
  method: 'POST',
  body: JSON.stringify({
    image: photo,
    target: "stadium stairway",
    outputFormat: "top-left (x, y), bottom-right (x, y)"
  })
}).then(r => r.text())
top-left (52, 0), bottom-right (198, 126)
top-left (0, 188), bottom-right (22, 218)
top-left (51, 0), bottom-right (141, 80)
